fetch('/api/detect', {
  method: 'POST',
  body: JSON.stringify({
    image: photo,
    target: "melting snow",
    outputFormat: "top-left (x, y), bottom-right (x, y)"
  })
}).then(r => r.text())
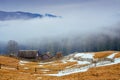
top-left (19, 60), bottom-right (29, 65)
top-left (68, 58), bottom-right (77, 62)
top-left (46, 52), bottom-right (120, 77)
top-left (19, 63), bottom-right (25, 65)
top-left (77, 61), bottom-right (90, 65)
top-left (2, 67), bottom-right (16, 70)
top-left (47, 68), bottom-right (88, 76)
top-left (19, 60), bottom-right (29, 64)
top-left (18, 52), bottom-right (120, 77)
top-left (107, 53), bottom-right (118, 58)
top-left (74, 53), bottom-right (94, 59)
top-left (47, 58), bottom-right (120, 77)
top-left (96, 58), bottom-right (120, 67)
top-left (39, 62), bottom-right (54, 65)
top-left (114, 58), bottom-right (120, 63)
top-left (61, 60), bottom-right (67, 64)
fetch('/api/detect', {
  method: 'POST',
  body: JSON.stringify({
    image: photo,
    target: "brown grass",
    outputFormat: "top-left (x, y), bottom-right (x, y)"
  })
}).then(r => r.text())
top-left (42, 63), bottom-right (120, 80)
top-left (1, 63), bottom-right (120, 80)
top-left (0, 51), bottom-right (120, 80)
top-left (94, 51), bottom-right (115, 58)
top-left (114, 52), bottom-right (120, 58)
top-left (0, 56), bottom-right (35, 80)
top-left (0, 69), bottom-right (36, 80)
top-left (0, 56), bottom-right (19, 67)
top-left (34, 61), bottom-right (77, 74)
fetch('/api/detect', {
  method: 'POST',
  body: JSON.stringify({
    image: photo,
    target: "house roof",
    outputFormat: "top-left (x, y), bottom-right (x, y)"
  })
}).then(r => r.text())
top-left (19, 50), bottom-right (38, 51)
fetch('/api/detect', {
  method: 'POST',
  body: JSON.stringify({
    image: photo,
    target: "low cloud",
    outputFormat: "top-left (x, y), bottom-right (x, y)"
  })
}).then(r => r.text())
top-left (0, 5), bottom-right (120, 45)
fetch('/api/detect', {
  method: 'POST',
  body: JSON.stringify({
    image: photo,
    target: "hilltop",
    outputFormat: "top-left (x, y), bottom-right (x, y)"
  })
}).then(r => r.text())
top-left (0, 51), bottom-right (120, 80)
top-left (0, 11), bottom-right (59, 21)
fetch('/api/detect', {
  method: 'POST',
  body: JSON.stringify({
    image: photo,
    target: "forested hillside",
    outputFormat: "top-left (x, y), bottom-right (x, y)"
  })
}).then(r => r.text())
top-left (1, 26), bottom-right (120, 55)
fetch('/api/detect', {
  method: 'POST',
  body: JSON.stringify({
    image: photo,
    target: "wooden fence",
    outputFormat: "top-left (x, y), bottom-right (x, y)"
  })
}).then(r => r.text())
top-left (0, 58), bottom-right (115, 73)
top-left (0, 64), bottom-right (19, 70)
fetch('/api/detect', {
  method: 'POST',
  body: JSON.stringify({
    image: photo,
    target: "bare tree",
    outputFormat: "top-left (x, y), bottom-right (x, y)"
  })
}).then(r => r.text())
top-left (7, 40), bottom-right (19, 56)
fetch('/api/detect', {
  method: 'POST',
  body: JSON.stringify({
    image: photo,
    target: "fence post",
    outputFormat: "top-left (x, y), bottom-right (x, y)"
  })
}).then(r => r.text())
top-left (16, 65), bottom-right (19, 70)
top-left (0, 64), bottom-right (1, 69)
top-left (94, 62), bottom-right (96, 67)
top-left (35, 68), bottom-right (37, 72)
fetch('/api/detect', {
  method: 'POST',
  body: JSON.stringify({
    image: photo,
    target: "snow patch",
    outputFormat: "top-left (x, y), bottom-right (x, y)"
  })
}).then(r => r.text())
top-left (19, 60), bottom-right (30, 65)
top-left (2, 67), bottom-right (16, 70)
top-left (67, 58), bottom-right (77, 62)
top-left (77, 61), bottom-right (90, 65)
top-left (19, 60), bottom-right (29, 64)
top-left (19, 63), bottom-right (25, 65)
top-left (39, 62), bottom-right (54, 65)
top-left (46, 58), bottom-right (120, 77)
top-left (96, 58), bottom-right (120, 67)
top-left (107, 53), bottom-right (118, 58)
top-left (61, 60), bottom-right (67, 64)
top-left (74, 53), bottom-right (94, 59)
top-left (47, 68), bottom-right (88, 76)
top-left (114, 58), bottom-right (120, 63)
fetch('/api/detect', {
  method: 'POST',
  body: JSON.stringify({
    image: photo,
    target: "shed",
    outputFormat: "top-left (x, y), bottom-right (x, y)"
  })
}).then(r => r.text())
top-left (17, 50), bottom-right (39, 59)
top-left (42, 52), bottom-right (53, 60)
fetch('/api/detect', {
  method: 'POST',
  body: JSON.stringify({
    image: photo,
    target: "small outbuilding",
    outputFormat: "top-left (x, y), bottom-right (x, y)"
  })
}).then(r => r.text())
top-left (41, 52), bottom-right (53, 60)
top-left (17, 50), bottom-right (39, 59)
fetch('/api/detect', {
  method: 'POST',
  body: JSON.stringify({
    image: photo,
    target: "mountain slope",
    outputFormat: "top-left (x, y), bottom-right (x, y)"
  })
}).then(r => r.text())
top-left (0, 11), bottom-right (59, 21)
top-left (0, 51), bottom-right (120, 80)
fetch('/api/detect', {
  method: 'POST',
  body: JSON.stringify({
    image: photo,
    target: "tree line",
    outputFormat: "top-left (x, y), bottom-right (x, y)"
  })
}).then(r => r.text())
top-left (0, 32), bottom-right (120, 56)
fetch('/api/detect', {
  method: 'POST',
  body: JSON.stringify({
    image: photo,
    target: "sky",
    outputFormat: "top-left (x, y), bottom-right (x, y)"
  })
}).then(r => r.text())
top-left (0, 0), bottom-right (120, 43)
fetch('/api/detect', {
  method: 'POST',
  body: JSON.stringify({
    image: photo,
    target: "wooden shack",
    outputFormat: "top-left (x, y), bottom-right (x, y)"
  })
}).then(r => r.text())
top-left (17, 50), bottom-right (39, 59)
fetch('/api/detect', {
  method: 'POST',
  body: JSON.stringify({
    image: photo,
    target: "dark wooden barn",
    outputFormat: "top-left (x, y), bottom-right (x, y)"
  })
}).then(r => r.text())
top-left (17, 50), bottom-right (39, 59)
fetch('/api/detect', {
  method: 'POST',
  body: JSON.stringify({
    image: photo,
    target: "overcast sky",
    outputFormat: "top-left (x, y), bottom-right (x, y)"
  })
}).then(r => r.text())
top-left (0, 0), bottom-right (120, 43)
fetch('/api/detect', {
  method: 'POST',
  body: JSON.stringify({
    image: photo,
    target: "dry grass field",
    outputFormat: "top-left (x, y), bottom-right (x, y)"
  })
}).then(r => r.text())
top-left (0, 56), bottom-right (19, 67)
top-left (114, 52), bottom-right (120, 58)
top-left (94, 51), bottom-right (115, 58)
top-left (0, 56), bottom-right (36, 80)
top-left (41, 63), bottom-right (120, 80)
top-left (0, 51), bottom-right (120, 80)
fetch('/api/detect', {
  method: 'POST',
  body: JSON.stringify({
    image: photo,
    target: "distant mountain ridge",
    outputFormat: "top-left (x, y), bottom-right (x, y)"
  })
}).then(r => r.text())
top-left (0, 11), bottom-right (60, 21)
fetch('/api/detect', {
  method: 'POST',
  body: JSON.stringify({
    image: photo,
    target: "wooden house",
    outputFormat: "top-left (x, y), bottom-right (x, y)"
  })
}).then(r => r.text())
top-left (17, 50), bottom-right (39, 59)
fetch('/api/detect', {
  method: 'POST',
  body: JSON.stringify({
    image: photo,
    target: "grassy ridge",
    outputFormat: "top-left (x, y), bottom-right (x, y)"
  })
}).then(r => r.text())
top-left (0, 51), bottom-right (120, 80)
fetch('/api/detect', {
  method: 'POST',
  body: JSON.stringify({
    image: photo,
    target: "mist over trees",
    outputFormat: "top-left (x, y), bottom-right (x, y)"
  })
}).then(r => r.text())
top-left (19, 32), bottom-right (120, 55)
top-left (7, 40), bottom-right (19, 55)
top-left (0, 42), bottom-right (6, 54)
top-left (0, 25), bottom-right (120, 55)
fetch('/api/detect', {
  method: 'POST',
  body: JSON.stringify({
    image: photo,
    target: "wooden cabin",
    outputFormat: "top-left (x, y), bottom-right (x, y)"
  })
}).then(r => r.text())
top-left (17, 50), bottom-right (39, 59)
